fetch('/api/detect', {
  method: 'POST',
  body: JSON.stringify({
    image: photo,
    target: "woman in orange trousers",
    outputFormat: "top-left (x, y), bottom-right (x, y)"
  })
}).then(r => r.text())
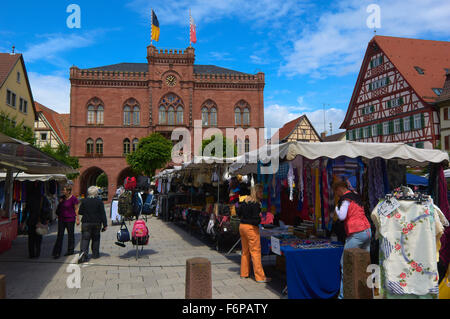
top-left (237, 184), bottom-right (271, 283)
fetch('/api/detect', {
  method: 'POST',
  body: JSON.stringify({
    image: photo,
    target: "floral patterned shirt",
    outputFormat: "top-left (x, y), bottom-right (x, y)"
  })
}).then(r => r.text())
top-left (371, 199), bottom-right (446, 297)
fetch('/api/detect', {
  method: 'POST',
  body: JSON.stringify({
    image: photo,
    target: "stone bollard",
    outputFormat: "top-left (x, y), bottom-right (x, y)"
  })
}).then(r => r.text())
top-left (0, 275), bottom-right (5, 299)
top-left (185, 257), bottom-right (212, 299)
top-left (343, 248), bottom-right (373, 299)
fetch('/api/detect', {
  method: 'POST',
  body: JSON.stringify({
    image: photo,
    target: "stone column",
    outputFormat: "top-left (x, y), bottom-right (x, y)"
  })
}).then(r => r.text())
top-left (185, 257), bottom-right (212, 299)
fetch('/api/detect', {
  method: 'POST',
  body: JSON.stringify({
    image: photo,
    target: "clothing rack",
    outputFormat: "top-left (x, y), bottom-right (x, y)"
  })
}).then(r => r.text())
top-left (384, 186), bottom-right (430, 205)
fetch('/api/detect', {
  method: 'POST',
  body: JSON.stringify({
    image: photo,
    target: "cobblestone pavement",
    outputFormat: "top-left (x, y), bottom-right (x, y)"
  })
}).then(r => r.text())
top-left (0, 205), bottom-right (285, 299)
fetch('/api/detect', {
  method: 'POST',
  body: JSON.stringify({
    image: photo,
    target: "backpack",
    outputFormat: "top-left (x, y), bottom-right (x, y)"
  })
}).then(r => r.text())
top-left (142, 194), bottom-right (153, 215)
top-left (132, 192), bottom-right (143, 217)
top-left (118, 190), bottom-right (133, 218)
top-left (131, 220), bottom-right (149, 245)
top-left (125, 177), bottom-right (137, 190)
top-left (117, 222), bottom-right (130, 243)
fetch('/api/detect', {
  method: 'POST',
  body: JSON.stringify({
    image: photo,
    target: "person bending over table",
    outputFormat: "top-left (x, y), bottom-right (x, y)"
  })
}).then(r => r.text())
top-left (333, 180), bottom-right (371, 299)
top-left (237, 184), bottom-right (271, 283)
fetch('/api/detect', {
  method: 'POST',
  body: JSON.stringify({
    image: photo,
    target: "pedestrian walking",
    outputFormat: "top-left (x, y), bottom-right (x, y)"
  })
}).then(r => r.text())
top-left (52, 185), bottom-right (79, 258)
top-left (333, 180), bottom-right (372, 299)
top-left (237, 184), bottom-right (271, 283)
top-left (77, 186), bottom-right (108, 263)
top-left (21, 182), bottom-right (52, 258)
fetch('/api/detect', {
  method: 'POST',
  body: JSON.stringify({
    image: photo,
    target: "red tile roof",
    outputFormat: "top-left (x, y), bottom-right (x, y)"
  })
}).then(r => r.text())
top-left (342, 35), bottom-right (450, 128)
top-left (35, 102), bottom-right (70, 145)
top-left (0, 53), bottom-right (21, 88)
top-left (373, 36), bottom-right (450, 103)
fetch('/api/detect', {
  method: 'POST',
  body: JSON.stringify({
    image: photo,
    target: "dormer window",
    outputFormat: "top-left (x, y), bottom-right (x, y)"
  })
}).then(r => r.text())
top-left (432, 88), bottom-right (443, 96)
top-left (414, 66), bottom-right (425, 75)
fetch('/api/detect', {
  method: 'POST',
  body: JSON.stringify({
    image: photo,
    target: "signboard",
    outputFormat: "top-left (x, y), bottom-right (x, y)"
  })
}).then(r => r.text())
top-left (271, 236), bottom-right (281, 255)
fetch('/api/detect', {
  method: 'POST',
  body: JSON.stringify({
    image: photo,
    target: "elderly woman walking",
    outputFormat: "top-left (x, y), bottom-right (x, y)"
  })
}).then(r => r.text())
top-left (77, 186), bottom-right (108, 263)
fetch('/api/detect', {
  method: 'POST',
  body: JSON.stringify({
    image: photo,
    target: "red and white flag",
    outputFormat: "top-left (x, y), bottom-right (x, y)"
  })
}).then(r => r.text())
top-left (190, 13), bottom-right (197, 44)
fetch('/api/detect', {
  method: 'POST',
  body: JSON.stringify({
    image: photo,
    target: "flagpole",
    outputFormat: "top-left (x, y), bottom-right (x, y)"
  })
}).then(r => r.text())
top-left (150, 8), bottom-right (153, 46)
top-left (189, 9), bottom-right (192, 47)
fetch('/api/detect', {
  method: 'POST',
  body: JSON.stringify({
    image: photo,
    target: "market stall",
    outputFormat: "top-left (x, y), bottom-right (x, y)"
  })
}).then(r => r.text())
top-left (0, 133), bottom-right (77, 253)
top-left (229, 140), bottom-right (449, 299)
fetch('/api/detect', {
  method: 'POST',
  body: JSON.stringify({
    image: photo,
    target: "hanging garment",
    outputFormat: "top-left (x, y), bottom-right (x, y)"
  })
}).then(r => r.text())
top-left (368, 158), bottom-right (386, 212)
top-left (314, 168), bottom-right (321, 229)
top-left (371, 198), bottom-right (445, 298)
top-left (386, 160), bottom-right (407, 190)
top-left (288, 162), bottom-right (294, 201)
top-left (321, 164), bottom-right (330, 230)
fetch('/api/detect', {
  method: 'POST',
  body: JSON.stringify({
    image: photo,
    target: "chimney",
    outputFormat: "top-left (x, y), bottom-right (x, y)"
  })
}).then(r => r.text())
top-left (320, 131), bottom-right (327, 139)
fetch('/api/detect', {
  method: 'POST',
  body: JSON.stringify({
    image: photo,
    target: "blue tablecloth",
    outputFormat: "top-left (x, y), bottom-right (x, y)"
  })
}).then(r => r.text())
top-left (281, 245), bottom-right (344, 299)
top-left (260, 236), bottom-right (271, 255)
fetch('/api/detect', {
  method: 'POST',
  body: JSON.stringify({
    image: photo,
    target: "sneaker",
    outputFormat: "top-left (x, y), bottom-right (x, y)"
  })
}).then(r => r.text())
top-left (256, 277), bottom-right (272, 283)
top-left (240, 276), bottom-right (249, 279)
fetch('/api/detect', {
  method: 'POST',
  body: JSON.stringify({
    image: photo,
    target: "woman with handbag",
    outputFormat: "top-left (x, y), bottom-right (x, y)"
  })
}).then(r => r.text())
top-left (52, 185), bottom-right (79, 259)
top-left (21, 182), bottom-right (51, 259)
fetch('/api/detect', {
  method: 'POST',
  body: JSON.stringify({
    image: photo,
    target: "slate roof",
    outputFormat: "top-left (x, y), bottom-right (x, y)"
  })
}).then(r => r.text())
top-left (86, 63), bottom-right (248, 75)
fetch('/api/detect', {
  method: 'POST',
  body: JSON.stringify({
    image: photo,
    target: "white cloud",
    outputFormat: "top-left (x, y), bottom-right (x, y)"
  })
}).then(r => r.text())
top-left (264, 104), bottom-right (346, 138)
top-left (280, 0), bottom-right (450, 78)
top-left (28, 72), bottom-right (71, 114)
top-left (126, 0), bottom-right (307, 27)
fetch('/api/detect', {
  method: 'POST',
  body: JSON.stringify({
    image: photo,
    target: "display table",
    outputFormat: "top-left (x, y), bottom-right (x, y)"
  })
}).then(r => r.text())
top-left (281, 244), bottom-right (344, 299)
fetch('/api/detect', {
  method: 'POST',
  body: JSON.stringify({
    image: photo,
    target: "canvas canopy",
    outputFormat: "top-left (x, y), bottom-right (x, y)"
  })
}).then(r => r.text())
top-left (229, 141), bottom-right (449, 175)
top-left (0, 172), bottom-right (68, 182)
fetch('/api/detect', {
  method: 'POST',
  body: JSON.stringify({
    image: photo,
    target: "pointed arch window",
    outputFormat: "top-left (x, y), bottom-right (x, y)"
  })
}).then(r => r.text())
top-left (176, 106), bottom-right (183, 124)
top-left (243, 108), bottom-right (250, 126)
top-left (202, 107), bottom-right (209, 126)
top-left (86, 138), bottom-right (94, 154)
top-left (123, 106), bottom-right (131, 126)
top-left (123, 138), bottom-right (130, 155)
top-left (86, 97), bottom-right (105, 125)
top-left (236, 138), bottom-right (243, 155)
top-left (95, 138), bottom-right (103, 154)
top-left (245, 138), bottom-right (250, 153)
top-left (133, 106), bottom-right (140, 125)
top-left (87, 105), bottom-right (96, 124)
top-left (159, 93), bottom-right (184, 125)
top-left (210, 107), bottom-right (217, 126)
top-left (132, 138), bottom-right (139, 152)
top-left (235, 108), bottom-right (241, 125)
top-left (168, 106), bottom-right (175, 125)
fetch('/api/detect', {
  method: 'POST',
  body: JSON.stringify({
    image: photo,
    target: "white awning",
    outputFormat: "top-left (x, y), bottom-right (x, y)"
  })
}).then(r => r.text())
top-left (229, 141), bottom-right (449, 174)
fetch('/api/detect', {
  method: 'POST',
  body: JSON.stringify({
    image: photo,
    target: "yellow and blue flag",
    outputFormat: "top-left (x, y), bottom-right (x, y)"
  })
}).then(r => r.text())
top-left (151, 10), bottom-right (160, 42)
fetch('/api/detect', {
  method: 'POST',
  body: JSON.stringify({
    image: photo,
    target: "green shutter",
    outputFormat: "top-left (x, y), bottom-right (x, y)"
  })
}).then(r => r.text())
top-left (360, 128), bottom-right (363, 139)
top-left (370, 105), bottom-right (375, 113)
top-left (369, 83), bottom-right (372, 91)
top-left (378, 123), bottom-right (383, 136)
top-left (389, 121), bottom-right (394, 134)
top-left (410, 116), bottom-right (415, 130)
top-left (386, 77), bottom-right (390, 84)
top-left (346, 131), bottom-right (349, 140)
top-left (421, 113), bottom-right (425, 129)
top-left (370, 60), bottom-right (373, 68)
top-left (400, 119), bottom-right (404, 132)
top-left (368, 126), bottom-right (372, 138)
top-left (399, 97), bottom-right (404, 105)
top-left (362, 108), bottom-right (365, 115)
top-left (379, 56), bottom-right (383, 64)
top-left (387, 100), bottom-right (391, 108)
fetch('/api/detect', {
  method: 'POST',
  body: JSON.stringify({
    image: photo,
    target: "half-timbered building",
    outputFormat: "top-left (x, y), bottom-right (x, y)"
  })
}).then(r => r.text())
top-left (271, 115), bottom-right (321, 144)
top-left (341, 36), bottom-right (450, 149)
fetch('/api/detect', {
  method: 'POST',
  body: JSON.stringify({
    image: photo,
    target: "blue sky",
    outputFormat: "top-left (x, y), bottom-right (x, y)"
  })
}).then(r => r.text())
top-left (1, 0), bottom-right (450, 137)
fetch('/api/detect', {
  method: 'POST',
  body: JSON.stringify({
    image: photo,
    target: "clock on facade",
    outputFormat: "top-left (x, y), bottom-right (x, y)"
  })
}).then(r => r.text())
top-left (165, 75), bottom-right (177, 87)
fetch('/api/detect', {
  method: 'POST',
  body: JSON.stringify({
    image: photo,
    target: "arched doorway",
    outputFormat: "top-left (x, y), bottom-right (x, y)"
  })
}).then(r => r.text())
top-left (116, 167), bottom-right (139, 188)
top-left (80, 167), bottom-right (108, 200)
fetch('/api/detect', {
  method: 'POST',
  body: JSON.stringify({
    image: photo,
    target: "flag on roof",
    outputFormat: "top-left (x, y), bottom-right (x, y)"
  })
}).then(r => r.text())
top-left (151, 9), bottom-right (160, 42)
top-left (190, 12), bottom-right (197, 44)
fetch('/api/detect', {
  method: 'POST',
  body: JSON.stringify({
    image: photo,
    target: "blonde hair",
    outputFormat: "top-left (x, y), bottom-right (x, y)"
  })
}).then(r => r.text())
top-left (245, 184), bottom-right (263, 203)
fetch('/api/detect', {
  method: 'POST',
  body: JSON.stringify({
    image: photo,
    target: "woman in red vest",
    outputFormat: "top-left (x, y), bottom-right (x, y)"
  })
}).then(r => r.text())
top-left (333, 180), bottom-right (371, 299)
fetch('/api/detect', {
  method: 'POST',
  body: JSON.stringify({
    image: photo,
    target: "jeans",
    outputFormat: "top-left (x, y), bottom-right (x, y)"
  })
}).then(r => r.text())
top-left (338, 228), bottom-right (372, 299)
top-left (52, 220), bottom-right (75, 256)
top-left (80, 223), bottom-right (102, 258)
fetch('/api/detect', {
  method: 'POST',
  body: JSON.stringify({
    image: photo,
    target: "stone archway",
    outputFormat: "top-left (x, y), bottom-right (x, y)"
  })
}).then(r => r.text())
top-left (79, 166), bottom-right (107, 198)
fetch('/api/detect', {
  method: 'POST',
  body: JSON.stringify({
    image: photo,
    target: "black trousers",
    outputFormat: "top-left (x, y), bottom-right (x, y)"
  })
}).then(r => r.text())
top-left (27, 226), bottom-right (42, 258)
top-left (52, 220), bottom-right (75, 256)
top-left (80, 223), bottom-right (102, 258)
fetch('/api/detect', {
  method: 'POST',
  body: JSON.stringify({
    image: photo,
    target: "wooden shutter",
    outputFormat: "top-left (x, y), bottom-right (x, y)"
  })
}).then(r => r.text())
top-left (399, 97), bottom-right (404, 105)
top-left (369, 83), bottom-right (372, 91)
top-left (370, 60), bottom-right (373, 68)
top-left (378, 123), bottom-right (383, 136)
top-left (421, 113), bottom-right (425, 129)
top-left (379, 56), bottom-right (383, 64)
top-left (445, 107), bottom-right (449, 121)
top-left (389, 121), bottom-right (394, 134)
top-left (446, 135), bottom-right (449, 151)
top-left (370, 105), bottom-right (375, 113)
top-left (400, 119), bottom-right (404, 132)
top-left (387, 100), bottom-right (391, 108)
top-left (346, 131), bottom-right (349, 140)
top-left (410, 115), bottom-right (415, 130)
